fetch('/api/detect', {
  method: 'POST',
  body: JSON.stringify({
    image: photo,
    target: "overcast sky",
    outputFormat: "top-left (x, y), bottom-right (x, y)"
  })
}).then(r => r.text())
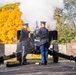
top-left (0, 0), bottom-right (21, 6)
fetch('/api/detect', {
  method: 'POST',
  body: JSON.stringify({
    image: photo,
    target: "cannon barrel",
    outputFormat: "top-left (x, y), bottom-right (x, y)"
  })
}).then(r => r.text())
top-left (0, 52), bottom-right (20, 65)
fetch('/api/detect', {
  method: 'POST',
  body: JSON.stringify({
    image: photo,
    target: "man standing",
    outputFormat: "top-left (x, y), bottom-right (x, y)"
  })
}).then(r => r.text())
top-left (19, 23), bottom-right (29, 42)
top-left (19, 23), bottom-right (31, 65)
top-left (37, 21), bottom-right (50, 65)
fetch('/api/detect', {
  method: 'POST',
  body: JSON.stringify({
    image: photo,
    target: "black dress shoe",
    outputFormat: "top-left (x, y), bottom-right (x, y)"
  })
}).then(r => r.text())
top-left (44, 63), bottom-right (47, 65)
top-left (41, 63), bottom-right (45, 65)
top-left (22, 62), bottom-right (29, 65)
top-left (41, 63), bottom-right (47, 65)
top-left (22, 63), bottom-right (27, 65)
top-left (41, 63), bottom-right (44, 65)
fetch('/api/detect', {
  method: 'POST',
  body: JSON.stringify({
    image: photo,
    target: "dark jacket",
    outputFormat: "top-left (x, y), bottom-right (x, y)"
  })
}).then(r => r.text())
top-left (19, 28), bottom-right (28, 42)
top-left (37, 27), bottom-right (50, 46)
top-left (17, 28), bottom-right (32, 53)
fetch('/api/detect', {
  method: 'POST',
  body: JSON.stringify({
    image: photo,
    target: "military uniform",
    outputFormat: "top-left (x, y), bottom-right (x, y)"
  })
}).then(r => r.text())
top-left (37, 22), bottom-right (50, 65)
top-left (17, 24), bottom-right (31, 64)
top-left (19, 28), bottom-right (31, 53)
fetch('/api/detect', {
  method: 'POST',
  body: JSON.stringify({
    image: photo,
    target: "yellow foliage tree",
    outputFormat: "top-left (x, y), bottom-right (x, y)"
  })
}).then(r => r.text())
top-left (0, 3), bottom-right (23, 44)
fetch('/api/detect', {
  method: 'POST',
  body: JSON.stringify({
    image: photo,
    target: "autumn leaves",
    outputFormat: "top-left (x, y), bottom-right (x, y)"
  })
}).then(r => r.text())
top-left (0, 3), bottom-right (23, 44)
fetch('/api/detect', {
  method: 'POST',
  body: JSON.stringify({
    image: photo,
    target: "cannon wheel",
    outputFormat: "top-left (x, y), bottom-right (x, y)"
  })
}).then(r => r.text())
top-left (52, 42), bottom-right (59, 63)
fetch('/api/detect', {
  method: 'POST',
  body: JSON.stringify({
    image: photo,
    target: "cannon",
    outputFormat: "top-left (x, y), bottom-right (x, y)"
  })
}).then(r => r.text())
top-left (0, 30), bottom-right (76, 67)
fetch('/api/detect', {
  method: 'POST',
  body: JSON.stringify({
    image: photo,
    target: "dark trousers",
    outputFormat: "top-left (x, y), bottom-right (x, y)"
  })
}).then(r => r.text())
top-left (40, 43), bottom-right (49, 64)
top-left (22, 52), bottom-right (27, 64)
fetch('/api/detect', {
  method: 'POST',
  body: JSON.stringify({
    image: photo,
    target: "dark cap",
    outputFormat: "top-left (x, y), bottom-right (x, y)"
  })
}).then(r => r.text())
top-left (23, 23), bottom-right (28, 26)
top-left (41, 21), bottom-right (46, 25)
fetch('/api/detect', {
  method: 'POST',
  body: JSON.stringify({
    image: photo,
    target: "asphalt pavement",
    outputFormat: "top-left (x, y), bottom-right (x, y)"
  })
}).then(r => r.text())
top-left (0, 60), bottom-right (76, 75)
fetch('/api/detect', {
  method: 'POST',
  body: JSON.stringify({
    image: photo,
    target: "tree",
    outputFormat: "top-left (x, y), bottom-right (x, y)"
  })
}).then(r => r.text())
top-left (54, 0), bottom-right (76, 44)
top-left (0, 3), bottom-right (23, 44)
top-left (54, 0), bottom-right (76, 30)
top-left (56, 24), bottom-right (76, 44)
top-left (61, 0), bottom-right (76, 30)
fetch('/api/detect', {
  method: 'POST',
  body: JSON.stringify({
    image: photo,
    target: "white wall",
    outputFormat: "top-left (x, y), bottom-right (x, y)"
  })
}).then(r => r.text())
top-left (59, 44), bottom-right (67, 54)
top-left (5, 44), bottom-right (67, 55)
top-left (5, 44), bottom-right (17, 55)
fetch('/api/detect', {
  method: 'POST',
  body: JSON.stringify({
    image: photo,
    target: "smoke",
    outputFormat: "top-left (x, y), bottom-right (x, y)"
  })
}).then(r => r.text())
top-left (19, 0), bottom-right (64, 30)
top-left (0, 0), bottom-right (64, 30)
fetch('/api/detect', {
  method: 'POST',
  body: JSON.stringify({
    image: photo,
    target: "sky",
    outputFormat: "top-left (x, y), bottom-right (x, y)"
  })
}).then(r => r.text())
top-left (0, 0), bottom-right (64, 30)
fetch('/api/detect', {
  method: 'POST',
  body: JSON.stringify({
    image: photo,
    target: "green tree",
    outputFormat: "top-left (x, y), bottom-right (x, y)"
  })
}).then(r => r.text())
top-left (54, 0), bottom-right (76, 29)
top-left (56, 24), bottom-right (76, 44)
top-left (62, 0), bottom-right (76, 30)
top-left (54, 0), bottom-right (76, 44)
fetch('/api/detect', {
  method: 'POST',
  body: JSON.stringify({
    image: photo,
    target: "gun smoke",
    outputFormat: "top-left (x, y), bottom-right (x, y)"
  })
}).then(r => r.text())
top-left (0, 0), bottom-right (64, 30)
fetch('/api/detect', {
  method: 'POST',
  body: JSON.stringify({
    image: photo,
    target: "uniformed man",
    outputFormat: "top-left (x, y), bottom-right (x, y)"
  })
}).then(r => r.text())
top-left (19, 23), bottom-right (31, 65)
top-left (37, 21), bottom-right (50, 65)
top-left (19, 23), bottom-right (29, 42)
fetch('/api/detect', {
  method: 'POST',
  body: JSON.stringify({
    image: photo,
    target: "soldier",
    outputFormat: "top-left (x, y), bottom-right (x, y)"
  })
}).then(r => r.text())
top-left (19, 23), bottom-right (29, 42)
top-left (37, 21), bottom-right (50, 65)
top-left (18, 23), bottom-right (31, 65)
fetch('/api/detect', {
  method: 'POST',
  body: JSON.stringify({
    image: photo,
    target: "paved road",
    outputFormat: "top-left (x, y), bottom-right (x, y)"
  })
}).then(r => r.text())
top-left (0, 60), bottom-right (76, 75)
